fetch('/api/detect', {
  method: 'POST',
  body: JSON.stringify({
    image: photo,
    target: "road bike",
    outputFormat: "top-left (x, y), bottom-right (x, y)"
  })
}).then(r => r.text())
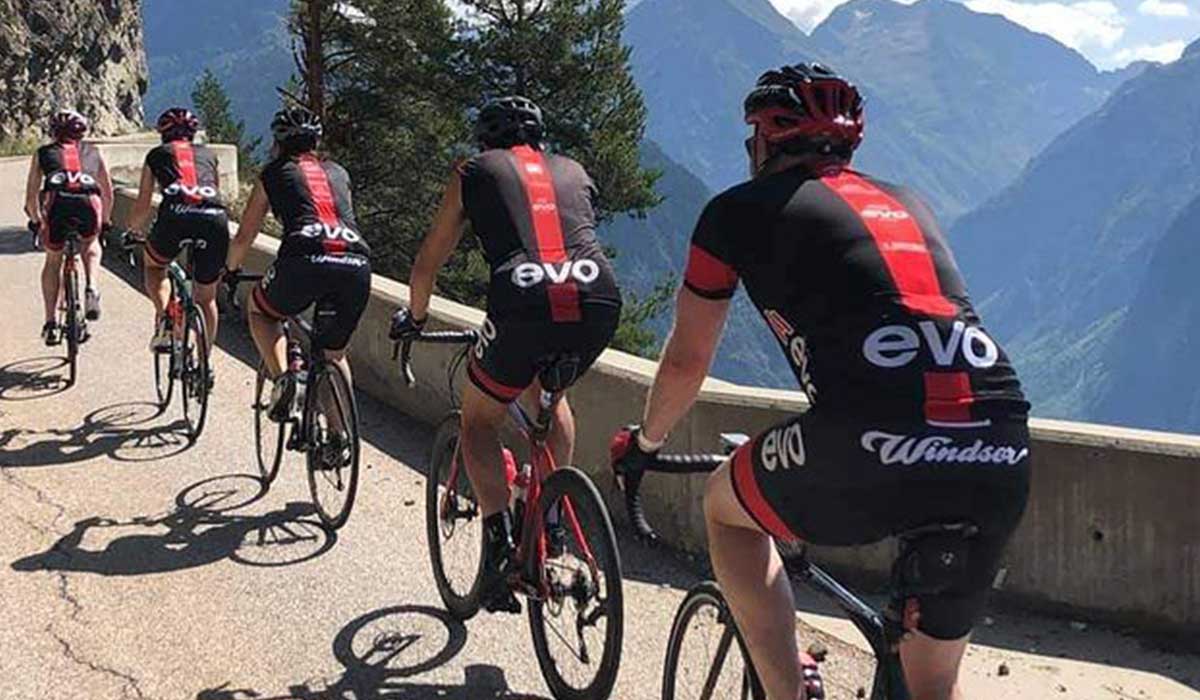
top-left (31, 220), bottom-right (89, 387)
top-left (618, 433), bottom-right (979, 700)
top-left (122, 232), bottom-right (211, 442)
top-left (392, 314), bottom-right (623, 700)
top-left (224, 271), bottom-right (361, 530)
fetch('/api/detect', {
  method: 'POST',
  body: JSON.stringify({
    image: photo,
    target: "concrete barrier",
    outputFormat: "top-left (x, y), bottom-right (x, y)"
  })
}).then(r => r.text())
top-left (108, 184), bottom-right (1200, 637)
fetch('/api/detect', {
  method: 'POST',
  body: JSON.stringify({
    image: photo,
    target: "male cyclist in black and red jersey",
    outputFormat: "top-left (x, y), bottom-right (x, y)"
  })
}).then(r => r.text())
top-left (128, 108), bottom-right (230, 355)
top-left (226, 107), bottom-right (371, 425)
top-left (391, 96), bottom-right (622, 613)
top-left (23, 109), bottom-right (114, 345)
top-left (611, 64), bottom-right (1031, 700)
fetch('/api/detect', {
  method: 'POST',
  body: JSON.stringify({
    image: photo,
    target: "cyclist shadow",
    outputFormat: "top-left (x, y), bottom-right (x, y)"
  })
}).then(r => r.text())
top-left (0, 400), bottom-right (191, 467)
top-left (197, 605), bottom-right (550, 700)
top-left (0, 356), bottom-right (71, 401)
top-left (11, 473), bottom-right (337, 576)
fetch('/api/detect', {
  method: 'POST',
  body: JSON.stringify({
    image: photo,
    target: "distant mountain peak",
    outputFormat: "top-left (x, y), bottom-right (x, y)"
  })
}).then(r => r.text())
top-left (1186, 37), bottom-right (1200, 59)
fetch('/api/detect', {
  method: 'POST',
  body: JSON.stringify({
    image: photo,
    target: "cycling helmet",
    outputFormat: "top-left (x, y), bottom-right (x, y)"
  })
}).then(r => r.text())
top-left (743, 63), bottom-right (864, 165)
top-left (156, 107), bottom-right (200, 141)
top-left (474, 96), bottom-right (544, 149)
top-left (271, 107), bottom-right (323, 146)
top-left (48, 109), bottom-right (89, 142)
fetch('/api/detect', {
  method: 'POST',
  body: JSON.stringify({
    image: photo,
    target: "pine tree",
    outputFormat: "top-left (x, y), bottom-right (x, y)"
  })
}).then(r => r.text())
top-left (190, 70), bottom-right (261, 173)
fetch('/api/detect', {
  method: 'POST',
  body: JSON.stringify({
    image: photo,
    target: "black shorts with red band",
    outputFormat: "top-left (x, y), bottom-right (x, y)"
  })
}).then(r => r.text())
top-left (467, 303), bottom-right (620, 404)
top-left (254, 253), bottom-right (371, 352)
top-left (147, 203), bottom-right (230, 284)
top-left (730, 410), bottom-right (1030, 639)
top-left (40, 191), bottom-right (101, 251)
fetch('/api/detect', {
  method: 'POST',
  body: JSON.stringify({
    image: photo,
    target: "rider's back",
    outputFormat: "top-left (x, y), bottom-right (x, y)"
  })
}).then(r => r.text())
top-left (260, 153), bottom-right (369, 259)
top-left (38, 141), bottom-right (103, 194)
top-left (146, 141), bottom-right (223, 206)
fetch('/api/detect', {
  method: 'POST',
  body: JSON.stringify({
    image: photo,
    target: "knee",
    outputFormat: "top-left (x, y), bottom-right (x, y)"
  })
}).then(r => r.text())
top-left (702, 465), bottom-right (727, 524)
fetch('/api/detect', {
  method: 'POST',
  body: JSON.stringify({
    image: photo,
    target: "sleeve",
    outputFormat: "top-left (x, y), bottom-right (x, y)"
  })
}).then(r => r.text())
top-left (683, 195), bottom-right (739, 300)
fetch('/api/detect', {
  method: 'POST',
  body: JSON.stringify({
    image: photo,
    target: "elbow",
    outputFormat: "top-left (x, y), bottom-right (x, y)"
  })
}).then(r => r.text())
top-left (660, 347), bottom-right (710, 381)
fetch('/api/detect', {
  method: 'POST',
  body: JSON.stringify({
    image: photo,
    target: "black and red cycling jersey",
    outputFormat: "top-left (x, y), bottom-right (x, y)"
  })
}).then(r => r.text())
top-left (38, 141), bottom-right (103, 195)
top-left (458, 146), bottom-right (620, 320)
top-left (146, 140), bottom-right (224, 207)
top-left (684, 166), bottom-right (1028, 425)
top-left (260, 153), bottom-right (370, 259)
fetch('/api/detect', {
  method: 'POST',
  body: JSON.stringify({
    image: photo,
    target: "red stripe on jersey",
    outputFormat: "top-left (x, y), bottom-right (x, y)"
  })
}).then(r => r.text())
top-left (924, 371), bottom-right (975, 424)
top-left (61, 143), bottom-right (82, 191)
top-left (684, 244), bottom-right (739, 297)
top-left (731, 439), bottom-right (800, 542)
top-left (825, 171), bottom-right (957, 318)
top-left (173, 141), bottom-right (201, 204)
top-left (511, 145), bottom-right (581, 322)
top-left (298, 154), bottom-right (346, 254)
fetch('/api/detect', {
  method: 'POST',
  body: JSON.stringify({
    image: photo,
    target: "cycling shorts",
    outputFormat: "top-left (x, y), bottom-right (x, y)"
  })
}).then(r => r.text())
top-left (147, 202), bottom-right (231, 285)
top-left (40, 191), bottom-right (101, 252)
top-left (729, 412), bottom-right (1031, 640)
top-left (253, 253), bottom-right (371, 352)
top-left (467, 303), bottom-right (620, 404)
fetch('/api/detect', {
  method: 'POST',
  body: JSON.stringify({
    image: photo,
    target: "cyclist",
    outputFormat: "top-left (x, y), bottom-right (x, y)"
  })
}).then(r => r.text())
top-left (24, 109), bottom-right (113, 345)
top-left (391, 96), bottom-right (622, 613)
top-left (225, 107), bottom-right (371, 426)
top-left (611, 64), bottom-right (1031, 700)
top-left (128, 108), bottom-right (229, 354)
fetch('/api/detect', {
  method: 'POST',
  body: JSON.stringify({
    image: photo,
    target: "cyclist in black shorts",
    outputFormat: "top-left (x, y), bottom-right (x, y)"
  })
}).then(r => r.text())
top-left (392, 96), bottom-right (622, 612)
top-left (226, 107), bottom-right (371, 422)
top-left (23, 109), bottom-right (114, 345)
top-left (128, 108), bottom-right (230, 354)
top-left (612, 64), bottom-right (1031, 700)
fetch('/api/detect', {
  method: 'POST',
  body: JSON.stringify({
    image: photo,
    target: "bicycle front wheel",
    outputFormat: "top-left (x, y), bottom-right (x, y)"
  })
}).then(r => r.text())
top-left (425, 412), bottom-right (484, 620)
top-left (254, 362), bottom-right (287, 485)
top-left (529, 467), bottom-right (624, 700)
top-left (663, 581), bottom-right (762, 700)
top-left (180, 309), bottom-right (210, 443)
top-left (305, 362), bottom-right (360, 529)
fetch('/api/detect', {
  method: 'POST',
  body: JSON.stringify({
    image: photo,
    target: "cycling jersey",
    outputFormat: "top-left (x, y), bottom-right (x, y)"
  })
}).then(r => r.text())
top-left (38, 141), bottom-right (103, 195)
top-left (260, 154), bottom-right (370, 259)
top-left (146, 141), bottom-right (224, 207)
top-left (459, 146), bottom-right (620, 320)
top-left (684, 167), bottom-right (1028, 425)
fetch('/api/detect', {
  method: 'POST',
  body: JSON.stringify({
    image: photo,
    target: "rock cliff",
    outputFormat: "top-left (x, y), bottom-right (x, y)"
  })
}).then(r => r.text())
top-left (0, 0), bottom-right (147, 140)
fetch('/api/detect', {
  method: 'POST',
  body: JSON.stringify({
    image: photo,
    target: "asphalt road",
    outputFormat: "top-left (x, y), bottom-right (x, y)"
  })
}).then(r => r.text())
top-left (0, 199), bottom-right (1197, 699)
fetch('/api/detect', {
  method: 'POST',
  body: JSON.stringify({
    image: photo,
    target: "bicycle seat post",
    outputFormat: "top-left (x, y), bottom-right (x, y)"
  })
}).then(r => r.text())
top-left (530, 390), bottom-right (557, 443)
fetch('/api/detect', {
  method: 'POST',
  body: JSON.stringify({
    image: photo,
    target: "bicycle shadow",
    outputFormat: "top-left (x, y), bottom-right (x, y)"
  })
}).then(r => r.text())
top-left (10, 473), bottom-right (337, 575)
top-left (0, 356), bottom-right (71, 401)
top-left (196, 605), bottom-right (550, 700)
top-left (0, 400), bottom-right (190, 467)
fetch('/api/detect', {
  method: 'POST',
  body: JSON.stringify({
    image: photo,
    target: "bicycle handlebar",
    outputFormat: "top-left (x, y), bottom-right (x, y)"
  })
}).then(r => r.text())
top-left (391, 329), bottom-right (478, 387)
top-left (620, 451), bottom-right (727, 545)
top-left (222, 271), bottom-right (263, 311)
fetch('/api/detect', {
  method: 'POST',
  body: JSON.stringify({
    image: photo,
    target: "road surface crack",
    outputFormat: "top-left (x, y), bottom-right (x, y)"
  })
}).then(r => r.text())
top-left (1, 465), bottom-right (68, 535)
top-left (48, 623), bottom-right (150, 700)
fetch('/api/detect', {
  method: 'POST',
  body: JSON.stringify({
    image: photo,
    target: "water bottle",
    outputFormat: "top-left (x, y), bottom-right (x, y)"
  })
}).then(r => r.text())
top-left (288, 340), bottom-right (308, 409)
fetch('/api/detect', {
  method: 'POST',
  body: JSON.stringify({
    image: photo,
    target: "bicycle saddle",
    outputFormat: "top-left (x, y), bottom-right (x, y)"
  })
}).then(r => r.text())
top-left (891, 521), bottom-right (978, 597)
top-left (536, 354), bottom-right (583, 393)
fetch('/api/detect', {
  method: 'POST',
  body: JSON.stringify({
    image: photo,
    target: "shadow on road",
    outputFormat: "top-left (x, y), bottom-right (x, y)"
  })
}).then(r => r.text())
top-left (0, 356), bottom-right (71, 401)
top-left (197, 605), bottom-right (549, 700)
top-left (0, 400), bottom-right (192, 467)
top-left (0, 225), bottom-right (38, 257)
top-left (11, 473), bottom-right (337, 575)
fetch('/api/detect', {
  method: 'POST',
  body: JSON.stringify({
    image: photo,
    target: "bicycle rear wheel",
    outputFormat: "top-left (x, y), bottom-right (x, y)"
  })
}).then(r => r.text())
top-left (529, 467), bottom-right (623, 700)
top-left (663, 581), bottom-right (762, 700)
top-left (425, 412), bottom-right (484, 620)
top-left (254, 362), bottom-right (287, 485)
top-left (154, 281), bottom-right (178, 409)
top-left (62, 264), bottom-right (80, 387)
top-left (305, 361), bottom-right (360, 529)
top-left (180, 309), bottom-right (210, 443)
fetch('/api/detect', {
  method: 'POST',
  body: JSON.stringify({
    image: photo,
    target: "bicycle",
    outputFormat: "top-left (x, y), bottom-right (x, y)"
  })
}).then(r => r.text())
top-left (31, 219), bottom-right (89, 387)
top-left (224, 271), bottom-right (361, 530)
top-left (122, 232), bottom-right (211, 443)
top-left (618, 433), bottom-right (980, 700)
top-left (392, 313), bottom-right (624, 700)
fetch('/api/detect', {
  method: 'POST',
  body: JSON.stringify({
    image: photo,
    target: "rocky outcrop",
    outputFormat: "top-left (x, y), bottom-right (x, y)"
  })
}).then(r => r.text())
top-left (0, 0), bottom-right (147, 140)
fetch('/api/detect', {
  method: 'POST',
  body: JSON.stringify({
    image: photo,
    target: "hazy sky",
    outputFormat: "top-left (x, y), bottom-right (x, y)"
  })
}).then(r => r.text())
top-left (767, 0), bottom-right (1200, 67)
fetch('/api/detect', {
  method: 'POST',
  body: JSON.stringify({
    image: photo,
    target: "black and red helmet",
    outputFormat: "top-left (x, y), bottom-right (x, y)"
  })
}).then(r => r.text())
top-left (744, 63), bottom-right (864, 158)
top-left (475, 96), bottom-right (545, 149)
top-left (157, 107), bottom-right (200, 141)
top-left (48, 109), bottom-right (89, 142)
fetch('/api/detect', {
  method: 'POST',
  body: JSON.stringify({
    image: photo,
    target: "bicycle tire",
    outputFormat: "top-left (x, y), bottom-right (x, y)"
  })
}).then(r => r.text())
top-left (254, 362), bottom-right (287, 485)
top-left (154, 279), bottom-right (178, 409)
top-left (528, 467), bottom-right (624, 700)
top-left (305, 361), bottom-right (360, 529)
top-left (663, 581), bottom-right (763, 700)
top-left (425, 412), bottom-right (484, 621)
top-left (63, 263), bottom-right (79, 387)
top-left (180, 309), bottom-right (210, 443)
